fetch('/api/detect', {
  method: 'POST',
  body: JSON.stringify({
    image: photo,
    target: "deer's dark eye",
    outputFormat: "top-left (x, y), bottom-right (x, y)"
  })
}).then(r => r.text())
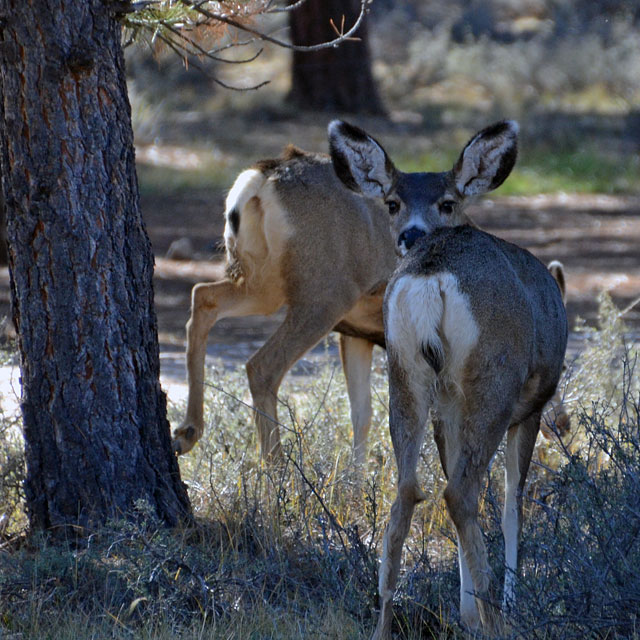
top-left (439, 200), bottom-right (456, 215)
top-left (387, 200), bottom-right (400, 216)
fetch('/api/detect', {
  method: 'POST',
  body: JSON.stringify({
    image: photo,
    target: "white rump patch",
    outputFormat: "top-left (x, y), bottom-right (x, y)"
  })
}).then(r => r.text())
top-left (438, 273), bottom-right (480, 384)
top-left (386, 273), bottom-right (480, 391)
top-left (222, 169), bottom-right (267, 282)
top-left (222, 168), bottom-right (292, 301)
top-left (225, 169), bottom-right (265, 217)
top-left (386, 275), bottom-right (445, 374)
top-left (223, 169), bottom-right (266, 242)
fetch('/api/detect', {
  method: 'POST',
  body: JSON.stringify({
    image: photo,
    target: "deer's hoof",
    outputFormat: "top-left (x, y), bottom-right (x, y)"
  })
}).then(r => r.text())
top-left (172, 423), bottom-right (198, 456)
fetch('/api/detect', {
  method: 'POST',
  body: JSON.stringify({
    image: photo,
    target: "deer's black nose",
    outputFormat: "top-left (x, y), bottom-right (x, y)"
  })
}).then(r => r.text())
top-left (398, 226), bottom-right (426, 252)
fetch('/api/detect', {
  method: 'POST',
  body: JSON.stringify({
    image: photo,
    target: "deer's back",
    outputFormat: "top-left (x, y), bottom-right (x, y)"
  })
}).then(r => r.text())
top-left (393, 225), bottom-right (568, 382)
top-left (264, 151), bottom-right (397, 293)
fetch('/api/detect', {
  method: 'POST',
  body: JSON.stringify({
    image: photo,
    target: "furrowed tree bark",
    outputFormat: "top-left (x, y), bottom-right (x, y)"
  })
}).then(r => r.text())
top-left (0, 0), bottom-right (191, 531)
top-left (289, 0), bottom-right (385, 114)
top-left (0, 188), bottom-right (7, 265)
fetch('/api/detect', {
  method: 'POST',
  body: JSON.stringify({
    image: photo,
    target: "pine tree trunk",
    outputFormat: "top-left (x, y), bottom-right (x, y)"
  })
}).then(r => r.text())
top-left (0, 0), bottom-right (191, 531)
top-left (289, 0), bottom-right (385, 114)
top-left (0, 189), bottom-right (7, 265)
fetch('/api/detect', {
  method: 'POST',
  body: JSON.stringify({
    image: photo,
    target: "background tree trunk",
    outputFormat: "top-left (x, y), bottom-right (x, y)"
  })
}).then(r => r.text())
top-left (0, 0), bottom-right (191, 531)
top-left (289, 0), bottom-right (385, 114)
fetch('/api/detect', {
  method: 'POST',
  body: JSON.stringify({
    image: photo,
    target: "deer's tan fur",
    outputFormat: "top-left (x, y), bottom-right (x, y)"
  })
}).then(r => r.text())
top-left (173, 147), bottom-right (396, 461)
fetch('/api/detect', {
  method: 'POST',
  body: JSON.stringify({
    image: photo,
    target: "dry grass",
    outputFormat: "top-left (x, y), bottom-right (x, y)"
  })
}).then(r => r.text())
top-left (0, 295), bottom-right (639, 639)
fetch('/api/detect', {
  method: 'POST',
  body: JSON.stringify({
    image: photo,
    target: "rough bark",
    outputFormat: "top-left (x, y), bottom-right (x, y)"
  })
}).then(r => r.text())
top-left (288, 0), bottom-right (385, 114)
top-left (0, 188), bottom-right (7, 265)
top-left (0, 0), bottom-right (191, 531)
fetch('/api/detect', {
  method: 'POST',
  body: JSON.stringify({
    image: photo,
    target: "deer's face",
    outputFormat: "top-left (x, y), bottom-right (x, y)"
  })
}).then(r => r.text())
top-left (329, 120), bottom-right (518, 256)
top-left (385, 170), bottom-right (467, 255)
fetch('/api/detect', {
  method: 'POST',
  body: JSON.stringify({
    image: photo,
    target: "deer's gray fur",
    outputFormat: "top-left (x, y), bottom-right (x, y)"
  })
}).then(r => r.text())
top-left (329, 120), bottom-right (568, 636)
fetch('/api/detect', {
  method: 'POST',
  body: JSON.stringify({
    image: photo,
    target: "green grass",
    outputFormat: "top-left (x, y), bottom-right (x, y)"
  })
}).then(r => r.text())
top-left (501, 148), bottom-right (640, 196)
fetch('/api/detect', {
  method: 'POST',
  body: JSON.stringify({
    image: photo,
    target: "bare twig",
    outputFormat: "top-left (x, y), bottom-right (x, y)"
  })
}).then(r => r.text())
top-left (265, 0), bottom-right (311, 14)
top-left (179, 0), bottom-right (369, 52)
top-left (619, 294), bottom-right (640, 318)
top-left (157, 32), bottom-right (270, 91)
top-left (330, 15), bottom-right (361, 42)
top-left (206, 35), bottom-right (262, 55)
top-left (160, 20), bottom-right (264, 63)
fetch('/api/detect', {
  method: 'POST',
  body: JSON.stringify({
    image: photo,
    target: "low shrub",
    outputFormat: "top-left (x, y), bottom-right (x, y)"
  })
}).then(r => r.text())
top-left (0, 298), bottom-right (638, 638)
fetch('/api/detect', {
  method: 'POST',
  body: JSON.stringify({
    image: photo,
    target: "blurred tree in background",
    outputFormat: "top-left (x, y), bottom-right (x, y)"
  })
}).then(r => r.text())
top-left (289, 0), bottom-right (384, 114)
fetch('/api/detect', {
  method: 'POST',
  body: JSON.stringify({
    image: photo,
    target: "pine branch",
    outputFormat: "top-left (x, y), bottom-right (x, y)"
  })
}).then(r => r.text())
top-left (122, 0), bottom-right (371, 55)
top-left (121, 0), bottom-right (371, 90)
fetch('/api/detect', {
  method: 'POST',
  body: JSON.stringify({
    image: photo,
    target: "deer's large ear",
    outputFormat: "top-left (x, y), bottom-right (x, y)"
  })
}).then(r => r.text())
top-left (328, 120), bottom-right (397, 199)
top-left (453, 120), bottom-right (518, 197)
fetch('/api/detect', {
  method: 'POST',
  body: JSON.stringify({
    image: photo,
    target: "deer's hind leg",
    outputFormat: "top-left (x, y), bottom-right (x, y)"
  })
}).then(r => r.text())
top-left (339, 335), bottom-right (374, 466)
top-left (173, 279), bottom-right (281, 455)
top-left (371, 350), bottom-right (434, 640)
top-left (502, 411), bottom-right (541, 608)
top-left (246, 298), bottom-right (359, 463)
top-left (432, 409), bottom-right (482, 629)
top-left (442, 427), bottom-right (504, 632)
top-left (440, 380), bottom-right (523, 635)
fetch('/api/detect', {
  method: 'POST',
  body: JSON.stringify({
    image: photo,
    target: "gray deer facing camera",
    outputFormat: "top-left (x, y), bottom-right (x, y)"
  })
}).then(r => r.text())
top-left (329, 120), bottom-right (568, 636)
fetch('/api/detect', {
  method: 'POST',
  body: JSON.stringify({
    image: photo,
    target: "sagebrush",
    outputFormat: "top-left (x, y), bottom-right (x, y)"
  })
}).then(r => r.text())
top-left (0, 297), bottom-right (639, 639)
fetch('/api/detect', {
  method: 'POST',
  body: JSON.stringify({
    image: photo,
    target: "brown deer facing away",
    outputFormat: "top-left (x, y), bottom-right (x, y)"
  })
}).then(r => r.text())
top-left (172, 122), bottom-right (569, 466)
top-left (172, 144), bottom-right (397, 461)
top-left (328, 120), bottom-right (568, 636)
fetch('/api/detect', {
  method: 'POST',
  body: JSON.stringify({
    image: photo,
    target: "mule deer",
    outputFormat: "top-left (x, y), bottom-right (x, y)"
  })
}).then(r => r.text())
top-left (328, 120), bottom-right (568, 635)
top-left (172, 145), bottom-right (397, 461)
